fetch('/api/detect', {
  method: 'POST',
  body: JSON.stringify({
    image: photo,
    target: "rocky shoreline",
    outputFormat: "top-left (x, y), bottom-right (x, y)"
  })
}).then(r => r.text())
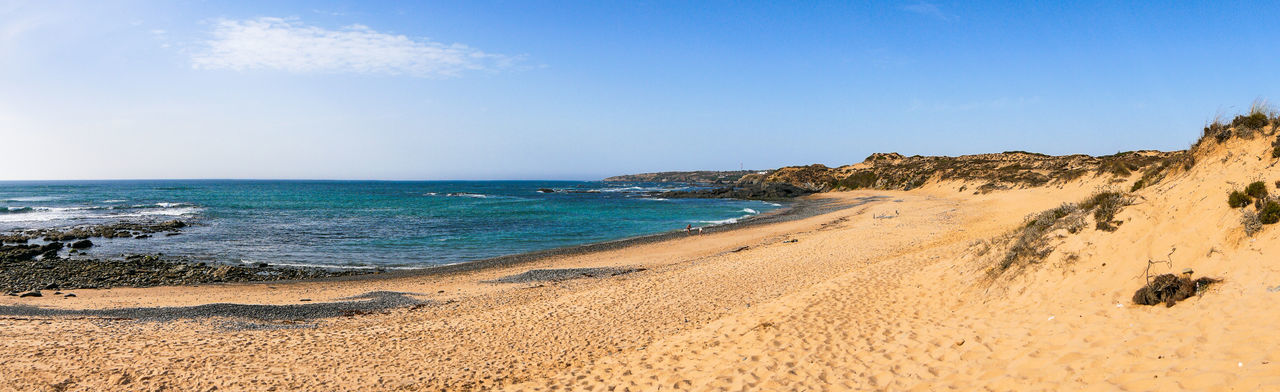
top-left (657, 183), bottom-right (816, 201)
top-left (0, 194), bottom-right (850, 294)
top-left (0, 220), bottom-right (371, 294)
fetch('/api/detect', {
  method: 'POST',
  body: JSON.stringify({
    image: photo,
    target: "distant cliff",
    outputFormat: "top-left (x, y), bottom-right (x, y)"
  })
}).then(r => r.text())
top-left (762, 150), bottom-right (1180, 193)
top-left (609, 150), bottom-right (1185, 200)
top-left (603, 170), bottom-right (769, 184)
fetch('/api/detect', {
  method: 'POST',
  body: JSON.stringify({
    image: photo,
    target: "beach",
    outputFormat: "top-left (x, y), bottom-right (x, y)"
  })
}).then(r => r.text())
top-left (6, 134), bottom-right (1280, 391)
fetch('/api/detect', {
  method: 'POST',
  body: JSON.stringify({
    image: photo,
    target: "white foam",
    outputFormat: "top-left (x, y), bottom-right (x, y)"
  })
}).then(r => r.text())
top-left (698, 217), bottom-right (740, 225)
top-left (240, 259), bottom-right (418, 270)
top-left (136, 207), bottom-right (202, 216)
top-left (743, 208), bottom-right (758, 214)
top-left (593, 186), bottom-right (689, 193)
top-left (4, 196), bottom-right (61, 202)
top-left (102, 200), bottom-right (127, 203)
top-left (0, 205), bottom-right (201, 223)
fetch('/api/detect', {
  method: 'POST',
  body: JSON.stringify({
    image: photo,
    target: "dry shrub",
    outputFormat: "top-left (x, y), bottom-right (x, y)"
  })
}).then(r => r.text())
top-left (1079, 191), bottom-right (1131, 231)
top-left (995, 191), bottom-right (1133, 273)
top-left (1243, 210), bottom-right (1263, 236)
top-left (1132, 274), bottom-right (1221, 307)
top-left (999, 203), bottom-right (1079, 271)
top-left (1131, 151), bottom-right (1194, 191)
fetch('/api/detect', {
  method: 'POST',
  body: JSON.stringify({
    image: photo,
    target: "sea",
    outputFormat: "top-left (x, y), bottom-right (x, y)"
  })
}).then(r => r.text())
top-left (0, 180), bottom-right (781, 269)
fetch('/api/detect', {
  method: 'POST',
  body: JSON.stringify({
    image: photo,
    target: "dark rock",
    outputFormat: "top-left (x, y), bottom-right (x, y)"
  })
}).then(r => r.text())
top-left (18, 291), bottom-right (41, 298)
top-left (64, 293), bottom-right (76, 298)
top-left (0, 252), bottom-right (371, 293)
top-left (660, 183), bottom-right (815, 201)
top-left (487, 267), bottom-right (644, 284)
top-left (537, 188), bottom-right (556, 193)
top-left (70, 239), bottom-right (93, 249)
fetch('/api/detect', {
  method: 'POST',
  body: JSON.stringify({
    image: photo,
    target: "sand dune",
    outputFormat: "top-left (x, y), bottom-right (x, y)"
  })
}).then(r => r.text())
top-left (7, 131), bottom-right (1280, 390)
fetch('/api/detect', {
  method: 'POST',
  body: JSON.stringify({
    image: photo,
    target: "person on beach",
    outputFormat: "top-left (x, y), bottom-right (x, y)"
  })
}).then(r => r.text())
top-left (686, 224), bottom-right (693, 235)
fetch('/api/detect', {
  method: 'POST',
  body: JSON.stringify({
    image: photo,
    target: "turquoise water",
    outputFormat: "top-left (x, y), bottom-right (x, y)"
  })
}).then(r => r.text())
top-left (0, 180), bottom-right (781, 268)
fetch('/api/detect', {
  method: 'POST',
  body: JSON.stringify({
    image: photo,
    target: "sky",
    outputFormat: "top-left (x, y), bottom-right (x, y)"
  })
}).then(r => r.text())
top-left (2, 1), bottom-right (1280, 180)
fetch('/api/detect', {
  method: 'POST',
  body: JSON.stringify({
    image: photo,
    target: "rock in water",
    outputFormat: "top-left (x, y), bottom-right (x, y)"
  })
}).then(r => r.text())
top-left (70, 239), bottom-right (93, 249)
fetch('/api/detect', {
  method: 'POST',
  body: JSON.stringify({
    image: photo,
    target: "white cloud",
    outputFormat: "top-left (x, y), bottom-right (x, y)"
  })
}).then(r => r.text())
top-left (902, 2), bottom-right (950, 21)
top-left (191, 17), bottom-right (515, 78)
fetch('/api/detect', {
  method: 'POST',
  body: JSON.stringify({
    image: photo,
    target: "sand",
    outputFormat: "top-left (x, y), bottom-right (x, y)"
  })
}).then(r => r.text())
top-left (6, 137), bottom-right (1280, 391)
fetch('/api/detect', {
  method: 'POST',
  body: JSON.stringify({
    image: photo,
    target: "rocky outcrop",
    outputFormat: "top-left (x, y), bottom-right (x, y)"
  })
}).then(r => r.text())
top-left (0, 252), bottom-right (371, 293)
top-left (660, 183), bottom-right (816, 201)
top-left (0, 220), bottom-right (370, 293)
top-left (604, 170), bottom-right (768, 185)
top-left (4, 220), bottom-right (189, 243)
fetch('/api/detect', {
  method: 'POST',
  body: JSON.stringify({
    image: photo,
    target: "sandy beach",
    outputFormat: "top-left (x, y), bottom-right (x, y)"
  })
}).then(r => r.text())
top-left (6, 136), bottom-right (1280, 391)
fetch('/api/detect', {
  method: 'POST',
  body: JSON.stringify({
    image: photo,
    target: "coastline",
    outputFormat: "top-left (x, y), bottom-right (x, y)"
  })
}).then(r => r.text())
top-left (352, 193), bottom-right (870, 282)
top-left (9, 172), bottom-right (1280, 390)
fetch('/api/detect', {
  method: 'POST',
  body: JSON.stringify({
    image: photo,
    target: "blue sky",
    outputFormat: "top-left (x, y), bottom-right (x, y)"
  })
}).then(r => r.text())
top-left (2, 1), bottom-right (1279, 180)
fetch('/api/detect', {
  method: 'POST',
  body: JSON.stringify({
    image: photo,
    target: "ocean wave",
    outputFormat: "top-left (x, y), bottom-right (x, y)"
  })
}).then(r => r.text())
top-left (698, 216), bottom-right (743, 225)
top-left (0, 205), bottom-right (201, 223)
top-left (239, 260), bottom-right (417, 270)
top-left (766, 202), bottom-right (782, 207)
top-left (743, 208), bottom-right (758, 214)
top-left (593, 186), bottom-right (689, 193)
top-left (2, 206), bottom-right (102, 214)
top-left (640, 197), bottom-right (669, 201)
top-left (101, 199), bottom-right (127, 203)
top-left (432, 192), bottom-right (526, 200)
top-left (3, 196), bottom-right (62, 202)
